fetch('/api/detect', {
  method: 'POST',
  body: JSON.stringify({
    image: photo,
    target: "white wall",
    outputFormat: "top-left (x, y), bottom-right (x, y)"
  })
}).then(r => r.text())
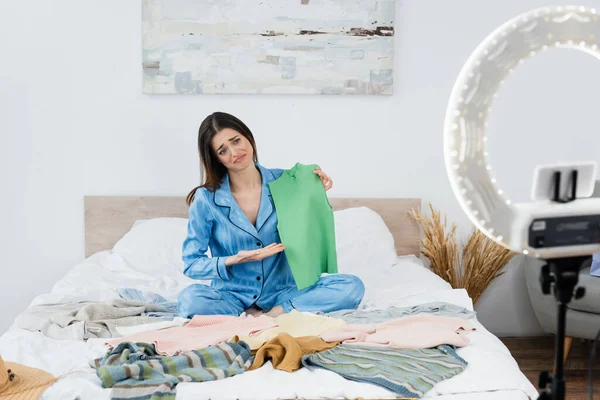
top-left (1, 0), bottom-right (600, 335)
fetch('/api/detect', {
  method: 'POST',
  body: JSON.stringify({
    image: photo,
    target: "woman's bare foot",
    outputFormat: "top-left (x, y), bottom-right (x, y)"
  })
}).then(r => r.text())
top-left (245, 307), bottom-right (264, 317)
top-left (265, 305), bottom-right (285, 318)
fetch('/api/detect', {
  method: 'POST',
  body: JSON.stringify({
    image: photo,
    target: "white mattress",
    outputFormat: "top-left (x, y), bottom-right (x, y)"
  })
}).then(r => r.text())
top-left (0, 252), bottom-right (539, 399)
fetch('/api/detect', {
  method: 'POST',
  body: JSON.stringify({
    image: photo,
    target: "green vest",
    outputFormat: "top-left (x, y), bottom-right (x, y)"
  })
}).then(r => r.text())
top-left (268, 162), bottom-right (338, 290)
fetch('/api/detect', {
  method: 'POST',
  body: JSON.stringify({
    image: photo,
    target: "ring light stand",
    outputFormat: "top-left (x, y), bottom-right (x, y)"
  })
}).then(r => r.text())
top-left (442, 6), bottom-right (600, 400)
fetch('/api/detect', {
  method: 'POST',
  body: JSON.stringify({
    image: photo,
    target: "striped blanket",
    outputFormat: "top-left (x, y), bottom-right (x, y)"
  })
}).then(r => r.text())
top-left (95, 341), bottom-right (252, 400)
top-left (301, 344), bottom-right (468, 398)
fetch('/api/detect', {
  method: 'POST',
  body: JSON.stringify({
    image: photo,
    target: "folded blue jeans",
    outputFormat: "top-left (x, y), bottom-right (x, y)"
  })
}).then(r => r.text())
top-left (119, 288), bottom-right (179, 318)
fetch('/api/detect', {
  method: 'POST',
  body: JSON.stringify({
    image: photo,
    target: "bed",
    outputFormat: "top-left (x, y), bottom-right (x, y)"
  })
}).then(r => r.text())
top-left (0, 196), bottom-right (539, 400)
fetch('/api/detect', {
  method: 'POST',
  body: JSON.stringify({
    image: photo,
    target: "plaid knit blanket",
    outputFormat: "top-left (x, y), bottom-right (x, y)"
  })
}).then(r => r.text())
top-left (301, 344), bottom-right (468, 398)
top-left (95, 341), bottom-right (252, 400)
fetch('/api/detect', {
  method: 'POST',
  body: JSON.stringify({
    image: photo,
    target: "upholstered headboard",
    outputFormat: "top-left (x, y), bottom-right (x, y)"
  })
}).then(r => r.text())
top-left (84, 196), bottom-right (422, 258)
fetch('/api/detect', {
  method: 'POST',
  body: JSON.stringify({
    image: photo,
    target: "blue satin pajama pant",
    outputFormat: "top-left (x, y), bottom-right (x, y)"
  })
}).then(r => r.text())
top-left (177, 274), bottom-right (365, 318)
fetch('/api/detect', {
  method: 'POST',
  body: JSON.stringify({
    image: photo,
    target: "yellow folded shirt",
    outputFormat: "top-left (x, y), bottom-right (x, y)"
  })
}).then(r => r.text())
top-left (238, 310), bottom-right (346, 350)
top-left (249, 333), bottom-right (340, 372)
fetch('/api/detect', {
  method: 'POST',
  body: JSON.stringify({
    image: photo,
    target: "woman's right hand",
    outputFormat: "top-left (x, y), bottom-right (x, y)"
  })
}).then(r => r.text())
top-left (226, 243), bottom-right (285, 266)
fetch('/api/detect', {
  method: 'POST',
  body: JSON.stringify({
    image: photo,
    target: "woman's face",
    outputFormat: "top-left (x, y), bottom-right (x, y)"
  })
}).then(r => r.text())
top-left (211, 128), bottom-right (254, 172)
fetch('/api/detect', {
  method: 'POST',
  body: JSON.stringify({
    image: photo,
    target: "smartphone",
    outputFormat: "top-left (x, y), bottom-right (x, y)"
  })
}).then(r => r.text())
top-left (530, 161), bottom-right (597, 202)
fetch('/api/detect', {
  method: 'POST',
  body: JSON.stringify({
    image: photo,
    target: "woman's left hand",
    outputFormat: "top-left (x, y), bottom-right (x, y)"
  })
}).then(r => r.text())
top-left (314, 167), bottom-right (333, 191)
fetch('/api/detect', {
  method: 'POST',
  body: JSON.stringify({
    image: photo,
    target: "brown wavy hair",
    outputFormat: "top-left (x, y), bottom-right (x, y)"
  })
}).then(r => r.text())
top-left (186, 112), bottom-right (259, 206)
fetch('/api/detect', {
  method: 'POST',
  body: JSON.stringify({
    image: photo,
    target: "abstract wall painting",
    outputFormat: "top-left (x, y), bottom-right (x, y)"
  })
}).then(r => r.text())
top-left (142, 0), bottom-right (395, 95)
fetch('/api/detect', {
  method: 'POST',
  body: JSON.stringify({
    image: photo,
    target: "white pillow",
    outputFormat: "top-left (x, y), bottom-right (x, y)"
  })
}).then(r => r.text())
top-left (112, 217), bottom-right (204, 274)
top-left (111, 207), bottom-right (397, 282)
top-left (333, 206), bottom-right (398, 280)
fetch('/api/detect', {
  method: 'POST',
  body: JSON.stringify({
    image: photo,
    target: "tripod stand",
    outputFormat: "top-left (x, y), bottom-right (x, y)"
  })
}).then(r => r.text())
top-left (537, 256), bottom-right (588, 400)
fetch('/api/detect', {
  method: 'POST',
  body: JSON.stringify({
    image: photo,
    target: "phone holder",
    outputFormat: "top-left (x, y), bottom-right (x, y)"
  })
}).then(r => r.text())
top-left (531, 162), bottom-right (597, 203)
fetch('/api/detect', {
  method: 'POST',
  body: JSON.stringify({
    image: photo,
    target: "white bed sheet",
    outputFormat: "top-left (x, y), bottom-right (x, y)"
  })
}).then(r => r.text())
top-left (0, 252), bottom-right (539, 400)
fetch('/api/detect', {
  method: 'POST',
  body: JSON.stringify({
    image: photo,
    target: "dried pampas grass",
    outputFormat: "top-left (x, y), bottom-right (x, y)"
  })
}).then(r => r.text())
top-left (409, 203), bottom-right (516, 305)
top-left (408, 203), bottom-right (461, 289)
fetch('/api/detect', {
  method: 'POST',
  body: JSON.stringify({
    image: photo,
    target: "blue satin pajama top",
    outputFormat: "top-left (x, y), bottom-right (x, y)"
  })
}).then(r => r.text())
top-left (181, 163), bottom-right (299, 310)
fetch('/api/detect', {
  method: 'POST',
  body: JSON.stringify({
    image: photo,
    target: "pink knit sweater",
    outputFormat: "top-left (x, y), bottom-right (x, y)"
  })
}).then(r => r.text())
top-left (320, 314), bottom-right (476, 349)
top-left (106, 314), bottom-right (277, 355)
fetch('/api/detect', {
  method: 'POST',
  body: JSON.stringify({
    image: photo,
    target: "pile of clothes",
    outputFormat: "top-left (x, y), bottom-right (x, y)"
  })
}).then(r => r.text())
top-left (15, 289), bottom-right (478, 400)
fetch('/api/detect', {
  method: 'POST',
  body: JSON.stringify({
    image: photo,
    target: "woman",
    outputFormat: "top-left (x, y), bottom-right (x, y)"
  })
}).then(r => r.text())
top-left (177, 112), bottom-right (365, 318)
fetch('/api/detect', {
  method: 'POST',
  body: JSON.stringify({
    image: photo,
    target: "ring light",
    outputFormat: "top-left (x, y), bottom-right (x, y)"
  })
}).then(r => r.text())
top-left (443, 5), bottom-right (600, 259)
top-left (443, 6), bottom-right (600, 399)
